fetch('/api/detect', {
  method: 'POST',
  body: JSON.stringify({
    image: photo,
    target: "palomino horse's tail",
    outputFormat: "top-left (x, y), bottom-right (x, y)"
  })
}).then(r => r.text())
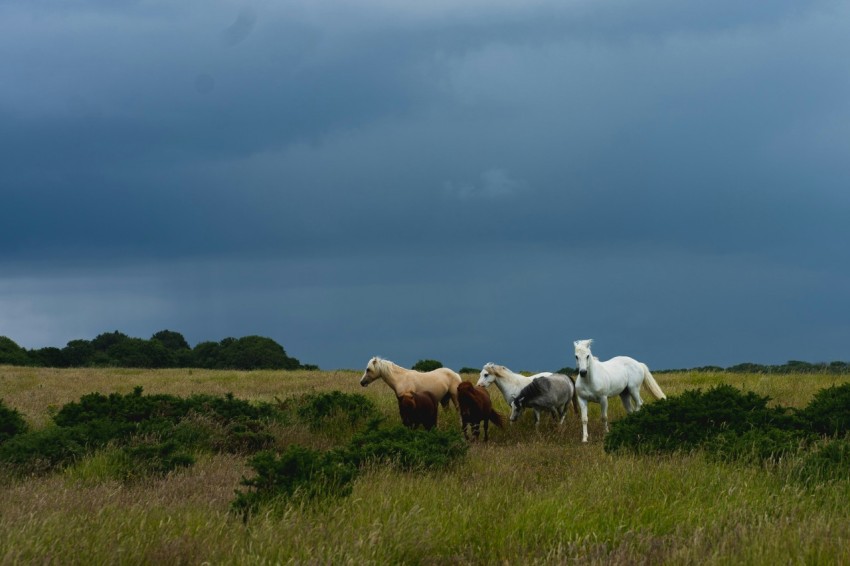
top-left (641, 363), bottom-right (666, 400)
top-left (489, 409), bottom-right (505, 429)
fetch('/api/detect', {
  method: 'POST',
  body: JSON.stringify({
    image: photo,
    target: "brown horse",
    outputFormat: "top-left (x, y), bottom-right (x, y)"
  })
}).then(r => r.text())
top-left (457, 381), bottom-right (504, 441)
top-left (397, 391), bottom-right (438, 430)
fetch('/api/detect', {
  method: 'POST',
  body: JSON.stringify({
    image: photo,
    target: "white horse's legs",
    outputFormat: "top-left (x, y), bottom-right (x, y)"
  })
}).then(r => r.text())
top-left (630, 387), bottom-right (644, 411)
top-left (578, 397), bottom-right (589, 442)
top-left (599, 396), bottom-right (609, 433)
top-left (533, 409), bottom-right (541, 426)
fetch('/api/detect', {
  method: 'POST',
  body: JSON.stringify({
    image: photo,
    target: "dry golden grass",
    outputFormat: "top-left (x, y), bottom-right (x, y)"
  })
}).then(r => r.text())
top-left (1, 365), bottom-right (849, 564)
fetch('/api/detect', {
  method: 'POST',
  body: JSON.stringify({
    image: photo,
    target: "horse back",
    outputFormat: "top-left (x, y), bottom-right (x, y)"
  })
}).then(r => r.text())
top-left (459, 382), bottom-right (495, 420)
top-left (517, 374), bottom-right (574, 407)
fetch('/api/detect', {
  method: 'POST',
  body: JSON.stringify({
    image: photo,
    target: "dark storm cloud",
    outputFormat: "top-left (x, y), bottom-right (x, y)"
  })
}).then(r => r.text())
top-left (1, 0), bottom-right (849, 368)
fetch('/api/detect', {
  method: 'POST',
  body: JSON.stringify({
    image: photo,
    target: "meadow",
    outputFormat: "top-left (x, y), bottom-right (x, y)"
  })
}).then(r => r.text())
top-left (1, 365), bottom-right (849, 565)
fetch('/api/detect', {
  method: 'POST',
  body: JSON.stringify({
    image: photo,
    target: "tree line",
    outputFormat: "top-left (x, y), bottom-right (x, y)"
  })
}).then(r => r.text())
top-left (0, 331), bottom-right (316, 371)
top-left (655, 360), bottom-right (850, 374)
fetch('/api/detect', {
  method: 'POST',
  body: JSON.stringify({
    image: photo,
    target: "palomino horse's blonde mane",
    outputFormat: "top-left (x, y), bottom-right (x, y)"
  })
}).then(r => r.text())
top-left (369, 356), bottom-right (398, 376)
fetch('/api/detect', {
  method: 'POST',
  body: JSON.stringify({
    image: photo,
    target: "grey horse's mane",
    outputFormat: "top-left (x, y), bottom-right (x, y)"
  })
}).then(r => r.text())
top-left (515, 375), bottom-right (550, 405)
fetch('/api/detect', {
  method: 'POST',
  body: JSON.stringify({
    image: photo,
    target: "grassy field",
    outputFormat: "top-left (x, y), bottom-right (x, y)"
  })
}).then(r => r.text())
top-left (1, 365), bottom-right (849, 565)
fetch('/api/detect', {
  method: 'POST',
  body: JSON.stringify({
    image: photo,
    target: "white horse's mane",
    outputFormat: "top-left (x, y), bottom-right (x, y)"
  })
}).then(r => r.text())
top-left (483, 362), bottom-right (509, 376)
top-left (574, 339), bottom-right (594, 352)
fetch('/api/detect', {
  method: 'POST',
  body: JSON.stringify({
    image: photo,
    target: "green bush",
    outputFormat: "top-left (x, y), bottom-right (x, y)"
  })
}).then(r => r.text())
top-left (704, 427), bottom-right (808, 465)
top-left (345, 425), bottom-right (467, 471)
top-left (796, 383), bottom-right (850, 437)
top-left (231, 423), bottom-right (469, 520)
top-left (232, 446), bottom-right (357, 520)
top-left (794, 436), bottom-right (850, 483)
top-left (120, 439), bottom-right (195, 479)
top-left (0, 399), bottom-right (28, 444)
top-left (0, 426), bottom-right (88, 475)
top-left (604, 385), bottom-right (805, 455)
top-left (295, 391), bottom-right (379, 432)
top-left (2, 388), bottom-right (284, 475)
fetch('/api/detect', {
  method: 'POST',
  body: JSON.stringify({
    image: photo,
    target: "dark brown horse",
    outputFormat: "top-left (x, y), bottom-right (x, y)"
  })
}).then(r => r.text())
top-left (457, 381), bottom-right (504, 441)
top-left (397, 391), bottom-right (438, 430)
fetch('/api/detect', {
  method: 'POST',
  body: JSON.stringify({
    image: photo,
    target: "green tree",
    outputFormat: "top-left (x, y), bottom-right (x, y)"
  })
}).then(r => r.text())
top-left (192, 341), bottom-right (222, 369)
top-left (92, 331), bottom-right (129, 353)
top-left (218, 336), bottom-right (301, 370)
top-left (0, 337), bottom-right (31, 366)
top-left (151, 330), bottom-right (190, 351)
top-left (412, 359), bottom-right (443, 372)
top-left (151, 330), bottom-right (193, 367)
top-left (29, 347), bottom-right (66, 368)
top-left (62, 339), bottom-right (94, 367)
top-left (108, 338), bottom-right (175, 368)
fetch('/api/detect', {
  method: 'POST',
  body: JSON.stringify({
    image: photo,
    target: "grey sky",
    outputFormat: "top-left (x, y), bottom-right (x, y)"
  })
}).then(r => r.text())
top-left (1, 0), bottom-right (848, 371)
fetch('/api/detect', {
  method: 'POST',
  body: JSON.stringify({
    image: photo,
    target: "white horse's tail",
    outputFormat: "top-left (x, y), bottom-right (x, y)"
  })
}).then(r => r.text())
top-left (641, 364), bottom-right (666, 400)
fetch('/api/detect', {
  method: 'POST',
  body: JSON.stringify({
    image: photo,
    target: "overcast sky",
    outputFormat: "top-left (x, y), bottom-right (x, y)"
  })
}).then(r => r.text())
top-left (2, 0), bottom-right (849, 371)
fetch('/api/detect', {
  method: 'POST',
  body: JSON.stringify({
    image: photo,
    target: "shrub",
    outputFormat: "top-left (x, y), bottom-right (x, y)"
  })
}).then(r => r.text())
top-left (794, 436), bottom-right (850, 484)
top-left (604, 385), bottom-right (804, 455)
top-left (295, 391), bottom-right (379, 432)
top-left (0, 426), bottom-right (87, 475)
top-left (3, 388), bottom-right (284, 475)
top-left (120, 439), bottom-right (195, 479)
top-left (54, 387), bottom-right (186, 430)
top-left (796, 383), bottom-right (850, 437)
top-left (232, 446), bottom-right (357, 520)
top-left (412, 359), bottom-right (443, 372)
top-left (0, 399), bottom-right (28, 444)
top-left (704, 427), bottom-right (808, 465)
top-left (345, 425), bottom-right (467, 471)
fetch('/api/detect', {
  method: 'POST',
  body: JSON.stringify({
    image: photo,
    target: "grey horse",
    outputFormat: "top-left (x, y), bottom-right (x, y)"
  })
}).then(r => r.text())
top-left (509, 373), bottom-right (578, 425)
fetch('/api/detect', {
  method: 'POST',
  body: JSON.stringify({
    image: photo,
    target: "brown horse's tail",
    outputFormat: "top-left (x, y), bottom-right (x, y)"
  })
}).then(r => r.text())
top-left (489, 409), bottom-right (505, 429)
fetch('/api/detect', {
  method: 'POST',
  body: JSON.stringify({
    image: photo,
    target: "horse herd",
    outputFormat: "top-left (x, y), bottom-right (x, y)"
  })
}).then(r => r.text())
top-left (359, 339), bottom-right (667, 443)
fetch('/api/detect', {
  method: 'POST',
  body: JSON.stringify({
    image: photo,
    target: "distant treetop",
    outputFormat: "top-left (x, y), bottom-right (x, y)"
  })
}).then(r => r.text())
top-left (0, 331), bottom-right (314, 371)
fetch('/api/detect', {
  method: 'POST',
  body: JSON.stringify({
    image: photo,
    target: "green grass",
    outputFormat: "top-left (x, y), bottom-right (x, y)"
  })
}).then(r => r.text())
top-left (0, 365), bottom-right (849, 564)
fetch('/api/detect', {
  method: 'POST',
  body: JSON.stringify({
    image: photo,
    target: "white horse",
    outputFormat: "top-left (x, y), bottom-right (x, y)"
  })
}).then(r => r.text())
top-left (359, 356), bottom-right (462, 410)
top-left (476, 363), bottom-right (552, 423)
top-left (573, 339), bottom-right (666, 442)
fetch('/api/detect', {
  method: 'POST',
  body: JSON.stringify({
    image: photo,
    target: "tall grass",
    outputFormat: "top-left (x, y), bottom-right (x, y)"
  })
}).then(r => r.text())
top-left (1, 365), bottom-right (849, 564)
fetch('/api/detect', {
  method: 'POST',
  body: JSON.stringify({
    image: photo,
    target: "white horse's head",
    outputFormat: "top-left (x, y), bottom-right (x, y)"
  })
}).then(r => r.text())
top-left (359, 356), bottom-right (385, 387)
top-left (477, 363), bottom-right (500, 387)
top-left (574, 339), bottom-right (594, 378)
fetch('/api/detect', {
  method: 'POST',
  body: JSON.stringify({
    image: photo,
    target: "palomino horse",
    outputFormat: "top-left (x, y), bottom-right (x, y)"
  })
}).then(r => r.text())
top-left (457, 381), bottom-right (504, 441)
top-left (476, 363), bottom-right (551, 422)
top-left (509, 373), bottom-right (578, 425)
top-left (573, 339), bottom-right (666, 442)
top-left (397, 391), bottom-right (438, 430)
top-left (360, 356), bottom-right (461, 410)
